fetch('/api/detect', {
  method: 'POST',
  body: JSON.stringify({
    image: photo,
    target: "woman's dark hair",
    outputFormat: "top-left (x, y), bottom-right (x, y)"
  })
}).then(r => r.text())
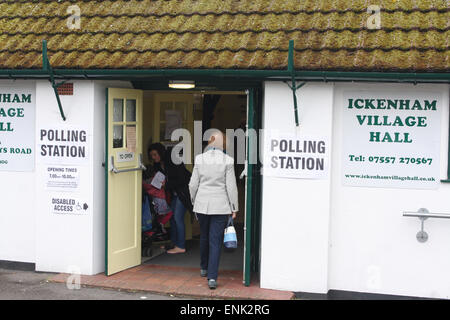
top-left (147, 143), bottom-right (167, 162)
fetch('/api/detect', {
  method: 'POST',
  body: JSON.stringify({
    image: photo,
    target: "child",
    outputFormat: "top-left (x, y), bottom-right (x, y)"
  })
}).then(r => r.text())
top-left (142, 171), bottom-right (173, 236)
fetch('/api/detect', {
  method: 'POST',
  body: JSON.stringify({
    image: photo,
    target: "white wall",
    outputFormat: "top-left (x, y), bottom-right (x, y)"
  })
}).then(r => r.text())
top-left (328, 83), bottom-right (450, 299)
top-left (34, 80), bottom-right (132, 275)
top-left (261, 81), bottom-right (450, 299)
top-left (260, 82), bottom-right (334, 293)
top-left (0, 80), bottom-right (36, 263)
top-left (35, 81), bottom-right (97, 274)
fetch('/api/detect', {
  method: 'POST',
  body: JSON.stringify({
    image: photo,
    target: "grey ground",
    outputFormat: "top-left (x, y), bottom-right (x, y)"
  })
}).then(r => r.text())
top-left (0, 224), bottom-right (243, 300)
top-left (0, 268), bottom-right (182, 300)
top-left (146, 223), bottom-right (244, 270)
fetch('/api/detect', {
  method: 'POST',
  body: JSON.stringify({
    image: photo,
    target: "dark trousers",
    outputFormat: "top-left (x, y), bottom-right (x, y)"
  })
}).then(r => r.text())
top-left (170, 196), bottom-right (186, 249)
top-left (197, 213), bottom-right (229, 281)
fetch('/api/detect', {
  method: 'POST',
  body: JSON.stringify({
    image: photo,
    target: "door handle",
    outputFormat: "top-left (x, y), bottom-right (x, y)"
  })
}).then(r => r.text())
top-left (110, 154), bottom-right (146, 174)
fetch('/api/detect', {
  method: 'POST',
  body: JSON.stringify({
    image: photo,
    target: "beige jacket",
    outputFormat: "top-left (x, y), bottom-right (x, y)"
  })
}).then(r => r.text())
top-left (189, 148), bottom-right (239, 215)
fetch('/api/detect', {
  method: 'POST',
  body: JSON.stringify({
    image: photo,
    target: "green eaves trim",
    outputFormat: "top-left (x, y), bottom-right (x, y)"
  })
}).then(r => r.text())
top-left (0, 69), bottom-right (448, 83)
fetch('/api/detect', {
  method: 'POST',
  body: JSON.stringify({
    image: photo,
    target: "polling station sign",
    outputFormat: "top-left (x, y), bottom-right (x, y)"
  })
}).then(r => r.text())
top-left (264, 132), bottom-right (330, 179)
top-left (342, 91), bottom-right (442, 189)
top-left (37, 126), bottom-right (90, 165)
top-left (0, 85), bottom-right (35, 172)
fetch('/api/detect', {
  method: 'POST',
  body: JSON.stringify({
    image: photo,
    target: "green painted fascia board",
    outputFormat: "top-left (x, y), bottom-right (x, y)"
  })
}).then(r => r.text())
top-left (0, 68), bottom-right (448, 83)
top-left (104, 87), bottom-right (109, 275)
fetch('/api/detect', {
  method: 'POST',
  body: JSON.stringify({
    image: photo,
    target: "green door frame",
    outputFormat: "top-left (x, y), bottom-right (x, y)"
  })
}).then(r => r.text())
top-left (244, 88), bottom-right (255, 286)
top-left (243, 87), bottom-right (263, 286)
top-left (104, 88), bottom-right (109, 274)
top-left (251, 87), bottom-right (263, 277)
top-left (104, 81), bottom-right (263, 283)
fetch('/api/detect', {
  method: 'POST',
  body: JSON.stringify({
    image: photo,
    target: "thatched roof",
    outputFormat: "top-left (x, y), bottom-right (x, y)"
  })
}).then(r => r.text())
top-left (0, 0), bottom-right (448, 72)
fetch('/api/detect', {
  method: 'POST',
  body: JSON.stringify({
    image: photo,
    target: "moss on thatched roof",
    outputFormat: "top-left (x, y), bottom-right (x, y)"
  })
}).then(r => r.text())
top-left (0, 0), bottom-right (448, 71)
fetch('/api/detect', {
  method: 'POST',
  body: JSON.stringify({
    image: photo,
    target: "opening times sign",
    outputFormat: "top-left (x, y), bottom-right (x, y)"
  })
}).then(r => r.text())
top-left (342, 91), bottom-right (442, 190)
top-left (45, 165), bottom-right (80, 192)
top-left (0, 85), bottom-right (36, 172)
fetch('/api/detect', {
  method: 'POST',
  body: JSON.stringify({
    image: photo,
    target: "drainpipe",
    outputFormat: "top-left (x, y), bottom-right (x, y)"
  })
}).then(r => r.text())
top-left (285, 40), bottom-right (306, 127)
top-left (42, 40), bottom-right (67, 121)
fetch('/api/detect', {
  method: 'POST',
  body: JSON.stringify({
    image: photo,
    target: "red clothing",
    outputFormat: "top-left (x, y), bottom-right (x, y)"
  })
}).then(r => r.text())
top-left (157, 211), bottom-right (172, 225)
top-left (143, 181), bottom-right (172, 204)
top-left (143, 181), bottom-right (173, 226)
top-left (143, 182), bottom-right (165, 199)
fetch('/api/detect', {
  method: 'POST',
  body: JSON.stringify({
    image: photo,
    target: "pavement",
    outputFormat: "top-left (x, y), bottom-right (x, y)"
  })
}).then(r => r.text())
top-left (50, 264), bottom-right (294, 300)
top-left (0, 268), bottom-right (183, 300)
top-left (0, 222), bottom-right (293, 300)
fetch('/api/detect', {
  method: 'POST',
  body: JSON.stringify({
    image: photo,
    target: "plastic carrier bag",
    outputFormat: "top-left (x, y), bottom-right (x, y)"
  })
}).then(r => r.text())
top-left (142, 194), bottom-right (153, 232)
top-left (223, 216), bottom-right (238, 249)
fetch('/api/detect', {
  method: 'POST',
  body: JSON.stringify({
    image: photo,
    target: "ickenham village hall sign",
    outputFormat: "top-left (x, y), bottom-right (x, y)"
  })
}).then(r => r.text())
top-left (0, 84), bottom-right (35, 172)
top-left (342, 90), bottom-right (442, 190)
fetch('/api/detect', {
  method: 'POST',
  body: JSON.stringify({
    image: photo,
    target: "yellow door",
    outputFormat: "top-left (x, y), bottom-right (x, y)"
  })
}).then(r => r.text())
top-left (106, 88), bottom-right (144, 275)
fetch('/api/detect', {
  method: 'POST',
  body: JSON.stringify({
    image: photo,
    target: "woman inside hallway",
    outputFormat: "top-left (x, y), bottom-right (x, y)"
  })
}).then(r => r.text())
top-left (147, 143), bottom-right (193, 254)
top-left (189, 130), bottom-right (239, 289)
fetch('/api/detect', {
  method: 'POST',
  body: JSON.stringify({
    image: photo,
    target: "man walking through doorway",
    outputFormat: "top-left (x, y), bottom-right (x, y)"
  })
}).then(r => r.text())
top-left (189, 129), bottom-right (239, 289)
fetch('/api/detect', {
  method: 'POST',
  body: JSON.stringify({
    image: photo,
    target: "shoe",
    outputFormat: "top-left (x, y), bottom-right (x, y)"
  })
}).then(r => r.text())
top-left (200, 269), bottom-right (207, 277)
top-left (208, 279), bottom-right (217, 290)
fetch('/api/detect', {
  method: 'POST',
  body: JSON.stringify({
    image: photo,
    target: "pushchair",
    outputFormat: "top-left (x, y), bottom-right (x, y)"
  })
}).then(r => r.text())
top-left (141, 190), bottom-right (172, 257)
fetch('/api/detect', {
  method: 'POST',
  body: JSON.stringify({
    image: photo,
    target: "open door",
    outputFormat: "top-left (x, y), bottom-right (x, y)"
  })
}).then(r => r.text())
top-left (106, 88), bottom-right (144, 275)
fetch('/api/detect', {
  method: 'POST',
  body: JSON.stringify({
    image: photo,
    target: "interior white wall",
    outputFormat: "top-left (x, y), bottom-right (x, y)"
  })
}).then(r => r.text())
top-left (260, 81), bottom-right (334, 293)
top-left (0, 80), bottom-right (36, 263)
top-left (328, 83), bottom-right (450, 299)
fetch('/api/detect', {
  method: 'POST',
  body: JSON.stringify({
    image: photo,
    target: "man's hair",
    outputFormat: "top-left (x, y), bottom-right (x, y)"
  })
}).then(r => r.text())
top-left (205, 129), bottom-right (225, 149)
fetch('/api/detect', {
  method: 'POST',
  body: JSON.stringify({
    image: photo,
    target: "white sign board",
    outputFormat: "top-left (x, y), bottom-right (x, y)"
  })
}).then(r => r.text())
top-left (116, 150), bottom-right (135, 163)
top-left (0, 84), bottom-right (35, 171)
top-left (50, 194), bottom-right (89, 215)
top-left (37, 126), bottom-right (90, 165)
top-left (342, 91), bottom-right (442, 189)
top-left (264, 132), bottom-right (330, 179)
top-left (44, 165), bottom-right (80, 192)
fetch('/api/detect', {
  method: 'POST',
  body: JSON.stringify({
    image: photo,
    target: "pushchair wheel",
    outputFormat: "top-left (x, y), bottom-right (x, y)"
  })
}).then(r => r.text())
top-left (142, 247), bottom-right (150, 257)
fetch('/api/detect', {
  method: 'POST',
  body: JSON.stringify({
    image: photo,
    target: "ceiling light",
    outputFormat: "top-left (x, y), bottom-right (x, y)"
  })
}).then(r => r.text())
top-left (168, 80), bottom-right (195, 89)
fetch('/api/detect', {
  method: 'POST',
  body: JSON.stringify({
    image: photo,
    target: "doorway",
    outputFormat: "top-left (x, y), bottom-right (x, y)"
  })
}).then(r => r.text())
top-left (105, 87), bottom-right (262, 286)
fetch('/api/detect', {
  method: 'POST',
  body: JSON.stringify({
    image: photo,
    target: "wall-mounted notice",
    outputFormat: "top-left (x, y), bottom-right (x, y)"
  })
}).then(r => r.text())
top-left (264, 132), bottom-right (330, 179)
top-left (342, 91), bottom-right (442, 189)
top-left (37, 126), bottom-right (90, 165)
top-left (50, 195), bottom-right (89, 215)
top-left (126, 126), bottom-right (137, 153)
top-left (45, 165), bottom-right (80, 192)
top-left (0, 84), bottom-right (36, 172)
top-left (164, 110), bottom-right (182, 140)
